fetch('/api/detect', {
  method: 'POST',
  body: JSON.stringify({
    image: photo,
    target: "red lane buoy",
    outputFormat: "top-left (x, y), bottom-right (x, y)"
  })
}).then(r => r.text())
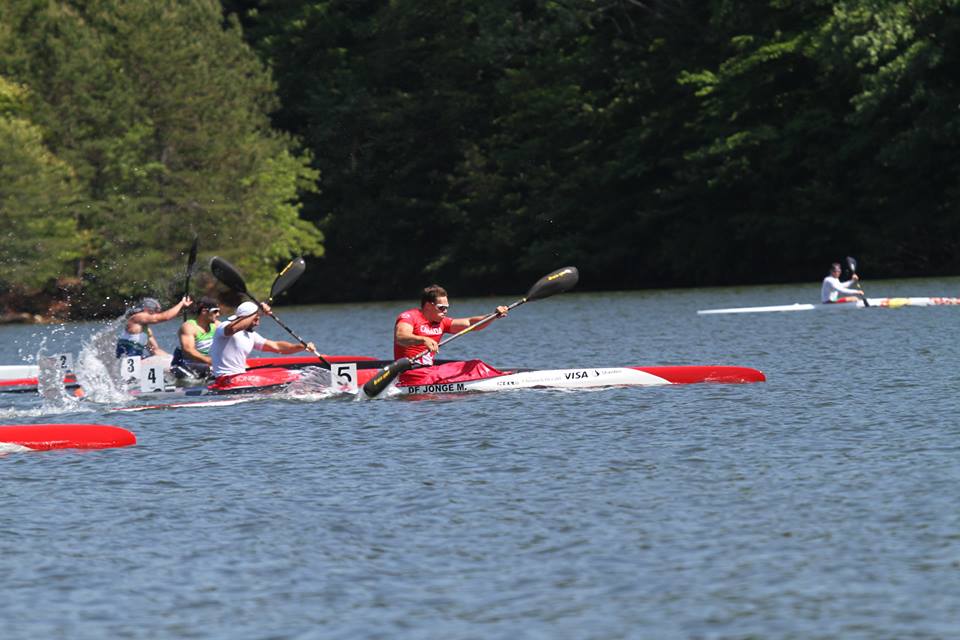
top-left (0, 424), bottom-right (136, 451)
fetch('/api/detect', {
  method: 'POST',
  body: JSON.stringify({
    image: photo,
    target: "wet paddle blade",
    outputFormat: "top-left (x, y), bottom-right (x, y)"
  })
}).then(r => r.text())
top-left (845, 256), bottom-right (870, 307)
top-left (186, 235), bottom-right (199, 276)
top-left (270, 257), bottom-right (306, 301)
top-left (362, 358), bottom-right (414, 398)
top-left (845, 256), bottom-right (858, 275)
top-left (210, 257), bottom-right (249, 295)
top-left (524, 266), bottom-right (579, 302)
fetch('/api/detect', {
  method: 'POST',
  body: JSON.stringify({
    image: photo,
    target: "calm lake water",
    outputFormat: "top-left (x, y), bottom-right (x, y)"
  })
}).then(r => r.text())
top-left (2, 278), bottom-right (960, 639)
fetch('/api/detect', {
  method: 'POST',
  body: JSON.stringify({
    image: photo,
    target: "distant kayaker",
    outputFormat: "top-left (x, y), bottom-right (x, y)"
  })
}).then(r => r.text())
top-left (170, 296), bottom-right (221, 380)
top-left (821, 262), bottom-right (864, 303)
top-left (116, 295), bottom-right (192, 359)
top-left (209, 301), bottom-right (315, 380)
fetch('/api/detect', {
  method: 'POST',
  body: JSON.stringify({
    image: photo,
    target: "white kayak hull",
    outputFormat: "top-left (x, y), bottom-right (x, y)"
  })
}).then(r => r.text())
top-left (0, 364), bottom-right (79, 392)
top-left (698, 297), bottom-right (960, 315)
top-left (106, 364), bottom-right (764, 410)
top-left (0, 365), bottom-right (38, 379)
top-left (395, 365), bottom-right (765, 396)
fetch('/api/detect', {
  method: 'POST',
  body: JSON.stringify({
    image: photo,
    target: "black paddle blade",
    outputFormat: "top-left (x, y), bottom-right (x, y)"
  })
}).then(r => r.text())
top-left (186, 235), bottom-right (199, 274)
top-left (845, 256), bottom-right (870, 306)
top-left (362, 358), bottom-right (414, 398)
top-left (525, 266), bottom-right (579, 302)
top-left (270, 257), bottom-right (306, 301)
top-left (210, 257), bottom-right (249, 295)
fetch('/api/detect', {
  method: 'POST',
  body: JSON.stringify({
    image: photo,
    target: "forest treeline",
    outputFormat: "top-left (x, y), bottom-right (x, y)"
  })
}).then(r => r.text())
top-left (2, 0), bottom-right (959, 318)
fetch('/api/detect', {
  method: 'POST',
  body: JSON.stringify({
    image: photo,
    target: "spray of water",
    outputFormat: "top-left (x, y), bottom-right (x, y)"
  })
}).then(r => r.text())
top-left (71, 320), bottom-right (132, 404)
top-left (0, 442), bottom-right (31, 455)
top-left (31, 318), bottom-right (130, 410)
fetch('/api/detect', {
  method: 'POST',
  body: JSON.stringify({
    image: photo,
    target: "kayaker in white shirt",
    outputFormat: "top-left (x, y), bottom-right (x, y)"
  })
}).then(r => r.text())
top-left (821, 262), bottom-right (864, 303)
top-left (209, 301), bottom-right (315, 380)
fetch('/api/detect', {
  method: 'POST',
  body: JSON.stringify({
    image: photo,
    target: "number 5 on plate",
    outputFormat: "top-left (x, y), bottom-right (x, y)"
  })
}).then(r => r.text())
top-left (333, 363), bottom-right (357, 392)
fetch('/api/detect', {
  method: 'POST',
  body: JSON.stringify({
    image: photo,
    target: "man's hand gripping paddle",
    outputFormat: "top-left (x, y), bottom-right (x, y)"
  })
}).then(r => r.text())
top-left (210, 256), bottom-right (331, 367)
top-left (846, 256), bottom-right (870, 307)
top-left (362, 266), bottom-right (580, 398)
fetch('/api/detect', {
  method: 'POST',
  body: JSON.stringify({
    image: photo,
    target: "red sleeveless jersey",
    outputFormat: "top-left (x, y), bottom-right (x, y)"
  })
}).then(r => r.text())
top-left (393, 308), bottom-right (453, 361)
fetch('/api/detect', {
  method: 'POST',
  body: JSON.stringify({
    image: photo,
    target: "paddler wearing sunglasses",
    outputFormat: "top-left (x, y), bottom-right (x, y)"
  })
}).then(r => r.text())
top-left (393, 284), bottom-right (508, 385)
top-left (170, 296), bottom-right (221, 380)
top-left (209, 301), bottom-right (316, 381)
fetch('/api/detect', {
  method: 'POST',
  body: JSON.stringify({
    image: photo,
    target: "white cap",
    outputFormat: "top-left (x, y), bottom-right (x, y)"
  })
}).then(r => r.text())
top-left (227, 301), bottom-right (259, 322)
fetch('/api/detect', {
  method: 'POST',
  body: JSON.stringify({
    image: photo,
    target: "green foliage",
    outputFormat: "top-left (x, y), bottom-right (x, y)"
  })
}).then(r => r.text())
top-left (0, 0), bottom-right (322, 314)
top-left (0, 76), bottom-right (84, 290)
top-left (4, 0), bottom-right (960, 314)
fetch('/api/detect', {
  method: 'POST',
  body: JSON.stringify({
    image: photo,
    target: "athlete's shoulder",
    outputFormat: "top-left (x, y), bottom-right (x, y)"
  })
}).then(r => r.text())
top-left (396, 308), bottom-right (421, 323)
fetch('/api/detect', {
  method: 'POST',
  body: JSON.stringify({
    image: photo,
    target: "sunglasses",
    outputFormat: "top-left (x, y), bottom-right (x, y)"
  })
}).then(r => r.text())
top-left (205, 308), bottom-right (221, 314)
top-left (435, 304), bottom-right (449, 312)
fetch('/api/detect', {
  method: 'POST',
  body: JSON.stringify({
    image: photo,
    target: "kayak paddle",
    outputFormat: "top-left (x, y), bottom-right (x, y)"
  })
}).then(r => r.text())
top-left (269, 257), bottom-right (306, 303)
top-left (362, 266), bottom-right (580, 398)
top-left (182, 235), bottom-right (199, 322)
top-left (210, 256), bottom-right (330, 367)
top-left (845, 256), bottom-right (870, 307)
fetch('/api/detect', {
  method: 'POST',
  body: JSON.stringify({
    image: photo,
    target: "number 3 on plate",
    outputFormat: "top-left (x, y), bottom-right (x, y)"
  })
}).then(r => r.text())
top-left (333, 363), bottom-right (357, 392)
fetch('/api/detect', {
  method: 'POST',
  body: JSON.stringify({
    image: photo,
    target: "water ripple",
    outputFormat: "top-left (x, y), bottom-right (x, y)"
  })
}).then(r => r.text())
top-left (3, 284), bottom-right (960, 638)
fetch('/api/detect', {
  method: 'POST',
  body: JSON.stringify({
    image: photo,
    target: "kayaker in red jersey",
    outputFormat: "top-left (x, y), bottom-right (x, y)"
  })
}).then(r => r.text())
top-left (393, 285), bottom-right (508, 384)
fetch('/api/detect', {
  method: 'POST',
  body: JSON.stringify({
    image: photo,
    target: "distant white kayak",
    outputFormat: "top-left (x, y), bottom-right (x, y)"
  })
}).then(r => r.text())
top-left (698, 297), bottom-right (960, 315)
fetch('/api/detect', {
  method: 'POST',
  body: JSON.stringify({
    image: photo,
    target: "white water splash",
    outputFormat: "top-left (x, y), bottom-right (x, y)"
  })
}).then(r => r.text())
top-left (0, 442), bottom-right (31, 455)
top-left (37, 354), bottom-right (79, 408)
top-left (30, 319), bottom-right (130, 409)
top-left (284, 367), bottom-right (353, 402)
top-left (71, 321), bottom-right (132, 404)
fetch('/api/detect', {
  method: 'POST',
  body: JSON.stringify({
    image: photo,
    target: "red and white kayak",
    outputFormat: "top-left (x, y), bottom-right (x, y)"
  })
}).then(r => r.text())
top-left (359, 364), bottom-right (765, 396)
top-left (0, 354), bottom-right (377, 394)
top-left (114, 358), bottom-right (400, 407)
top-left (0, 364), bottom-right (79, 393)
top-left (109, 397), bottom-right (260, 413)
top-left (110, 367), bottom-right (329, 411)
top-left (110, 361), bottom-right (765, 410)
top-left (0, 424), bottom-right (136, 451)
top-left (698, 297), bottom-right (960, 315)
top-left (246, 354), bottom-right (377, 369)
top-left (205, 367), bottom-right (302, 393)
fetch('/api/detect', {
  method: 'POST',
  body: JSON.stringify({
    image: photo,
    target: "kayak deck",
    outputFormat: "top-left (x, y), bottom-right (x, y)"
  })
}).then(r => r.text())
top-left (698, 296), bottom-right (960, 315)
top-left (0, 354), bottom-right (383, 394)
top-left (110, 363), bottom-right (765, 410)
top-left (363, 364), bottom-right (765, 396)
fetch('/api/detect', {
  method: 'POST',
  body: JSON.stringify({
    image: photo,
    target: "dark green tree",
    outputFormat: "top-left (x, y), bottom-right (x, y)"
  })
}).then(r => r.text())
top-left (0, 0), bottom-right (323, 314)
top-left (0, 76), bottom-right (84, 293)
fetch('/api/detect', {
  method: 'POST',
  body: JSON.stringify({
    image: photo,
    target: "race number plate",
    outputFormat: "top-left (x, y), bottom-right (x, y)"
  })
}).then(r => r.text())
top-left (333, 362), bottom-right (358, 392)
